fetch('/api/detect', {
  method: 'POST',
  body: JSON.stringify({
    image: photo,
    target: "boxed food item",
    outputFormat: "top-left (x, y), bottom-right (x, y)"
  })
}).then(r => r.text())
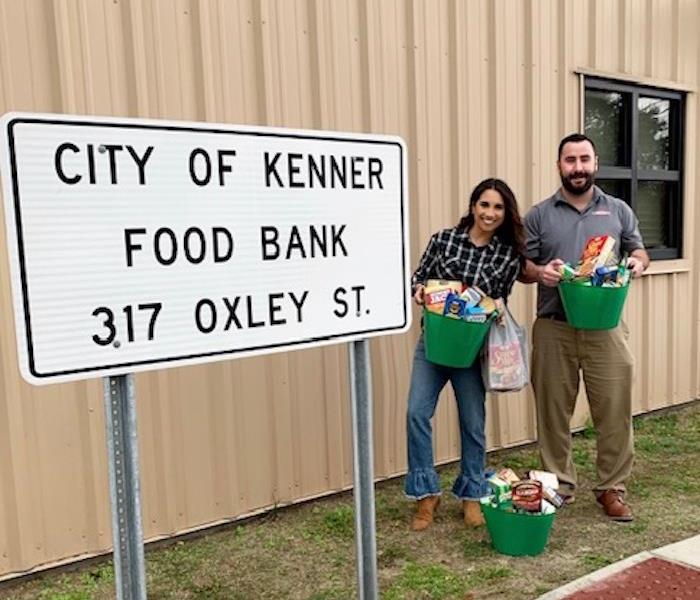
top-left (478, 296), bottom-right (497, 315)
top-left (577, 235), bottom-right (616, 277)
top-left (443, 293), bottom-right (469, 319)
top-left (591, 265), bottom-right (619, 286)
top-left (426, 279), bottom-right (462, 289)
top-left (488, 475), bottom-right (512, 506)
top-left (424, 280), bottom-right (463, 314)
top-left (526, 470), bottom-right (559, 491)
top-left (459, 286), bottom-right (483, 308)
top-left (496, 468), bottom-right (520, 486)
top-left (483, 466), bottom-right (561, 517)
top-left (541, 486), bottom-right (565, 509)
top-left (559, 263), bottom-right (578, 281)
top-left (464, 313), bottom-right (488, 323)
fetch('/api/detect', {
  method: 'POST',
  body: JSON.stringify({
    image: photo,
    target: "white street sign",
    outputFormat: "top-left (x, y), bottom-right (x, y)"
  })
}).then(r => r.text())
top-left (0, 113), bottom-right (410, 385)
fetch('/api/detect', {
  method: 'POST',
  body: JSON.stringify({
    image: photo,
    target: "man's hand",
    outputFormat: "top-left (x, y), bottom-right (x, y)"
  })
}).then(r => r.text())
top-left (626, 256), bottom-right (645, 278)
top-left (539, 259), bottom-right (565, 287)
top-left (414, 284), bottom-right (426, 305)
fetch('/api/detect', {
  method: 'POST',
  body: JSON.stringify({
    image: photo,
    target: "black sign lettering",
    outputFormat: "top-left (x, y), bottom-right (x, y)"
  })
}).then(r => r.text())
top-left (195, 299), bottom-right (217, 333)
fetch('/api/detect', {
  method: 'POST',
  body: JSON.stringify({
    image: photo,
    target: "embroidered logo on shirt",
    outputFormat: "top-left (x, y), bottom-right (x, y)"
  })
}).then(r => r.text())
top-left (592, 210), bottom-right (611, 215)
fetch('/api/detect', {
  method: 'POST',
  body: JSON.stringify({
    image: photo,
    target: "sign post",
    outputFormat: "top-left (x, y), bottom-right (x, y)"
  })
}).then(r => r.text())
top-left (103, 374), bottom-right (147, 600)
top-left (0, 113), bottom-right (409, 599)
top-left (349, 339), bottom-right (378, 599)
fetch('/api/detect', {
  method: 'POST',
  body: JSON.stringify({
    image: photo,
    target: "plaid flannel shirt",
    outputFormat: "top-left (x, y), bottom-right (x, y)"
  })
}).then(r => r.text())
top-left (411, 227), bottom-right (521, 299)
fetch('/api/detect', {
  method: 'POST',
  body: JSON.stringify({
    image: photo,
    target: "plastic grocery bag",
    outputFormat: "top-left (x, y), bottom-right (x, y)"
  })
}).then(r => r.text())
top-left (482, 307), bottom-right (529, 392)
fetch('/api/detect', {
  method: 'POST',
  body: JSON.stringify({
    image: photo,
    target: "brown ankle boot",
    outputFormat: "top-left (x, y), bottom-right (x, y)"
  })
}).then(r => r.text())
top-left (411, 496), bottom-right (440, 531)
top-left (463, 500), bottom-right (485, 528)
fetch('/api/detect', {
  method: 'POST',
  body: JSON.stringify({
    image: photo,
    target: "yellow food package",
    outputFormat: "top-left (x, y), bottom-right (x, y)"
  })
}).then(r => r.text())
top-left (478, 296), bottom-right (496, 315)
top-left (577, 235), bottom-right (616, 277)
top-left (424, 280), bottom-right (463, 314)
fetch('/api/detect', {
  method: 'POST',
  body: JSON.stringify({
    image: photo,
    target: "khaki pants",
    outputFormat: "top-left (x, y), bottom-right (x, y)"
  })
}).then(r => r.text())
top-left (531, 317), bottom-right (634, 496)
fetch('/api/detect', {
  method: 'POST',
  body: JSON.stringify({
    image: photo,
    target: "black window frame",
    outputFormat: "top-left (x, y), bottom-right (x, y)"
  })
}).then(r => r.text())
top-left (584, 76), bottom-right (685, 260)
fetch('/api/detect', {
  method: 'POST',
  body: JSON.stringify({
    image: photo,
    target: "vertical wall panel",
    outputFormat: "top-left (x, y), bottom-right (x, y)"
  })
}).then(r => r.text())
top-left (649, 0), bottom-right (675, 81)
top-left (0, 0), bottom-right (698, 578)
top-left (629, 0), bottom-right (654, 76)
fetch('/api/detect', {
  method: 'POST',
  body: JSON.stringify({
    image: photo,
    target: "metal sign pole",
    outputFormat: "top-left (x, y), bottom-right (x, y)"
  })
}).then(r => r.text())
top-left (103, 374), bottom-right (147, 600)
top-left (348, 338), bottom-right (379, 600)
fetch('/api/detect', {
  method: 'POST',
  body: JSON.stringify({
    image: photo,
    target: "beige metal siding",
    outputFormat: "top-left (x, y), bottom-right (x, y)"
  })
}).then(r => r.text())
top-left (0, 0), bottom-right (698, 578)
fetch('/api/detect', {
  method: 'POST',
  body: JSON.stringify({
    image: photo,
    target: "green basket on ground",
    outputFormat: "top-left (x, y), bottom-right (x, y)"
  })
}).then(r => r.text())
top-left (481, 501), bottom-right (556, 557)
top-left (558, 281), bottom-right (630, 330)
top-left (423, 309), bottom-right (493, 368)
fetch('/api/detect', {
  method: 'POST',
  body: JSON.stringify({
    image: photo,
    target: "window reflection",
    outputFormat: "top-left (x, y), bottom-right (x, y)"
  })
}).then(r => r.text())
top-left (637, 181), bottom-right (669, 248)
top-left (584, 76), bottom-right (683, 259)
top-left (638, 97), bottom-right (670, 170)
top-left (596, 179), bottom-right (629, 203)
top-left (585, 91), bottom-right (626, 167)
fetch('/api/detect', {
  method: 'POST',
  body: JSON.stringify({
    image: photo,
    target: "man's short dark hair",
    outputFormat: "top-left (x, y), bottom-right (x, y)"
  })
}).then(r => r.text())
top-left (558, 133), bottom-right (597, 159)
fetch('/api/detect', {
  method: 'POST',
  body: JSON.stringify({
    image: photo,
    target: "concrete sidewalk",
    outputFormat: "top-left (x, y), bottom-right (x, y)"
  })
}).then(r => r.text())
top-left (537, 534), bottom-right (700, 599)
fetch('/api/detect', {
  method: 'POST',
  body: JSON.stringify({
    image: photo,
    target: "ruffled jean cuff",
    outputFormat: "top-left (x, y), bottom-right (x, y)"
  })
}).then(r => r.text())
top-left (404, 468), bottom-right (441, 499)
top-left (451, 472), bottom-right (490, 501)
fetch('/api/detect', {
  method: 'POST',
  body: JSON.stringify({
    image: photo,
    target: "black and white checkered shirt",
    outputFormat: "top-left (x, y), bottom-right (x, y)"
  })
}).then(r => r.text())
top-left (411, 227), bottom-right (521, 299)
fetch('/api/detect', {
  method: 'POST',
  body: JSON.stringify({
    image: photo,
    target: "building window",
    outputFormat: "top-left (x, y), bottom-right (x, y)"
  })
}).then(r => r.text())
top-left (584, 77), bottom-right (684, 260)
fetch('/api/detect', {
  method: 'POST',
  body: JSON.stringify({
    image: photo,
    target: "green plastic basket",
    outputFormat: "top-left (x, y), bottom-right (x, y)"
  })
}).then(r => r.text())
top-left (423, 310), bottom-right (493, 368)
top-left (558, 281), bottom-right (630, 330)
top-left (481, 501), bottom-right (556, 557)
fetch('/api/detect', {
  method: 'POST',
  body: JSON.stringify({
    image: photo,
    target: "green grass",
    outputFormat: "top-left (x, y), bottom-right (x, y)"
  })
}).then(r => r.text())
top-left (378, 545), bottom-right (411, 567)
top-left (624, 517), bottom-right (649, 535)
top-left (468, 565), bottom-right (513, 583)
top-left (581, 418), bottom-right (596, 440)
top-left (490, 449), bottom-right (540, 472)
top-left (382, 563), bottom-right (469, 600)
top-left (376, 495), bottom-right (403, 522)
top-left (321, 505), bottom-right (355, 538)
top-left (572, 445), bottom-right (593, 469)
top-left (1, 402), bottom-right (699, 600)
top-left (461, 536), bottom-right (492, 559)
top-left (579, 554), bottom-right (613, 569)
top-left (31, 565), bottom-right (113, 600)
top-left (306, 588), bottom-right (347, 600)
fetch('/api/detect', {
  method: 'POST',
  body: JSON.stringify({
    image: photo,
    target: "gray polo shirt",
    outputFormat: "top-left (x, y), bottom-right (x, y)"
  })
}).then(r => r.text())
top-left (524, 185), bottom-right (645, 318)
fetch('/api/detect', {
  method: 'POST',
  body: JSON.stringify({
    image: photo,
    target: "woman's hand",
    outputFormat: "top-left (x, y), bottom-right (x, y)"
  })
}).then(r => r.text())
top-left (414, 284), bottom-right (426, 305)
top-left (494, 298), bottom-right (506, 325)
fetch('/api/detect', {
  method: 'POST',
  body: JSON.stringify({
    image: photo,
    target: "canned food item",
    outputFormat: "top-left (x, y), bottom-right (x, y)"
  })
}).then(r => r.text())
top-left (512, 479), bottom-right (543, 513)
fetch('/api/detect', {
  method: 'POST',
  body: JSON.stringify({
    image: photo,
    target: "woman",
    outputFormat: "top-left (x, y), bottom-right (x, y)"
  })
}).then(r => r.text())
top-left (406, 177), bottom-right (525, 531)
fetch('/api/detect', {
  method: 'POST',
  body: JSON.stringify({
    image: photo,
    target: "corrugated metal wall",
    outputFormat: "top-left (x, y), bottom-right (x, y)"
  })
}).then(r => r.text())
top-left (0, 0), bottom-right (698, 578)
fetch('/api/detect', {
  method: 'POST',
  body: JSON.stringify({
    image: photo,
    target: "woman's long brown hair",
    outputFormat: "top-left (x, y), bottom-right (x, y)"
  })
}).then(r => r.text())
top-left (457, 177), bottom-right (526, 260)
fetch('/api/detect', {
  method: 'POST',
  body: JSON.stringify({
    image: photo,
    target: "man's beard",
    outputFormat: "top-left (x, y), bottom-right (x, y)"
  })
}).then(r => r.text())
top-left (560, 171), bottom-right (594, 195)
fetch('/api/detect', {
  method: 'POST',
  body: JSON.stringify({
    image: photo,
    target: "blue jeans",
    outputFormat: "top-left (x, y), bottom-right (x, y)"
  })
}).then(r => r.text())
top-left (405, 335), bottom-right (490, 500)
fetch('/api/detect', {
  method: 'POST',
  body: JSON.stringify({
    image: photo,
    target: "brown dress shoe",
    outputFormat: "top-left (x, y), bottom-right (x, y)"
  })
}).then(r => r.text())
top-left (597, 489), bottom-right (633, 522)
top-left (462, 500), bottom-right (485, 528)
top-left (411, 495), bottom-right (440, 531)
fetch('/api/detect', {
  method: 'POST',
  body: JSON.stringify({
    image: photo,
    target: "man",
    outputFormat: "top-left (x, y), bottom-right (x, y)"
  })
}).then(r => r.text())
top-left (520, 133), bottom-right (649, 521)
